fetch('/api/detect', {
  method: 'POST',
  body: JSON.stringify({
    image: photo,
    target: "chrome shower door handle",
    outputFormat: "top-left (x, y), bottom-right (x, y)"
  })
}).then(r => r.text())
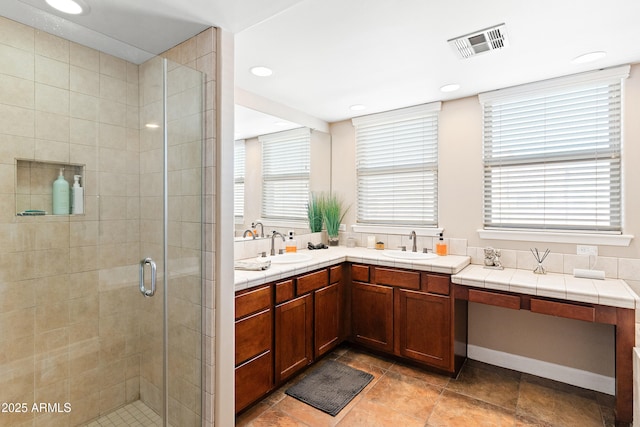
top-left (139, 257), bottom-right (157, 297)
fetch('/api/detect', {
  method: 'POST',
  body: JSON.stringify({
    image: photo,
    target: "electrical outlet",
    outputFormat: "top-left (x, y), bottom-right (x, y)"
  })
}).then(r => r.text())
top-left (577, 245), bottom-right (598, 256)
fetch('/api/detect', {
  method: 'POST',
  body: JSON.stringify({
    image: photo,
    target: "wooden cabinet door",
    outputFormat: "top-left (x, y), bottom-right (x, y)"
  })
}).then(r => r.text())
top-left (351, 281), bottom-right (394, 352)
top-left (275, 293), bottom-right (313, 383)
top-left (314, 282), bottom-right (341, 358)
top-left (397, 288), bottom-right (452, 370)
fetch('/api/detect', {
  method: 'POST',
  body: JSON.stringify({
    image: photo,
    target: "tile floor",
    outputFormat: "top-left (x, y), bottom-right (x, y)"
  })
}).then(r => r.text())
top-left (84, 400), bottom-right (163, 427)
top-left (236, 345), bottom-right (616, 427)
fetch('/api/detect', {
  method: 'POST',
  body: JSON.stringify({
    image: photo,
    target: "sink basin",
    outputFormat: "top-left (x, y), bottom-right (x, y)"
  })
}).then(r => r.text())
top-left (256, 253), bottom-right (313, 264)
top-left (382, 250), bottom-right (438, 260)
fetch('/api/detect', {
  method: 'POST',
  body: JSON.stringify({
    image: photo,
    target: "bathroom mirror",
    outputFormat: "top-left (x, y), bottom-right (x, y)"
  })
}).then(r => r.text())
top-left (234, 105), bottom-right (331, 239)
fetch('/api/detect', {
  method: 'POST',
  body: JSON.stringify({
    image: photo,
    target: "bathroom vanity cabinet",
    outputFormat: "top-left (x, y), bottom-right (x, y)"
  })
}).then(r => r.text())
top-left (235, 266), bottom-right (345, 412)
top-left (234, 284), bottom-right (273, 412)
top-left (350, 264), bottom-right (466, 373)
top-left (235, 262), bottom-right (465, 414)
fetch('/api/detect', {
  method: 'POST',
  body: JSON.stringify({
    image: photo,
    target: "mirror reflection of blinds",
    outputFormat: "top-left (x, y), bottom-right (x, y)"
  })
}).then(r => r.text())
top-left (353, 102), bottom-right (441, 226)
top-left (260, 128), bottom-right (310, 221)
top-left (234, 140), bottom-right (245, 218)
top-left (480, 65), bottom-right (629, 232)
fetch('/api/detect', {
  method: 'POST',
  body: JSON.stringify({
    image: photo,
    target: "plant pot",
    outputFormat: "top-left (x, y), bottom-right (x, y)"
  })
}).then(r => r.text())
top-left (328, 237), bottom-right (339, 246)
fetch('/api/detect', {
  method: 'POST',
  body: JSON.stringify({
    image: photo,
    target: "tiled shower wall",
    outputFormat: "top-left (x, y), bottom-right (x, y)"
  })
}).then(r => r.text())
top-left (0, 16), bottom-right (144, 426)
top-left (0, 16), bottom-right (214, 427)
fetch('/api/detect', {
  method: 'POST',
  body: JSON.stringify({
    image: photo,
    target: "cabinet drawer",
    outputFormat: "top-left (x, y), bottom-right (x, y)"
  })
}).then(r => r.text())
top-left (235, 350), bottom-right (273, 413)
top-left (424, 274), bottom-right (450, 295)
top-left (468, 289), bottom-right (520, 310)
top-left (296, 269), bottom-right (329, 295)
top-left (235, 309), bottom-right (272, 365)
top-left (375, 267), bottom-right (420, 290)
top-left (351, 264), bottom-right (370, 283)
top-left (329, 265), bottom-right (343, 284)
top-left (531, 298), bottom-right (595, 322)
top-left (275, 280), bottom-right (295, 304)
top-left (235, 284), bottom-right (271, 320)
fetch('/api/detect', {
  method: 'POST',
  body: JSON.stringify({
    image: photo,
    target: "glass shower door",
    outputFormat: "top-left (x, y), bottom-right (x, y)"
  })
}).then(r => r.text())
top-left (137, 57), bottom-right (203, 427)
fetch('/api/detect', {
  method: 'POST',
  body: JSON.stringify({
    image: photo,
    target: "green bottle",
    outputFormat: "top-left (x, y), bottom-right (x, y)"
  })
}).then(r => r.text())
top-left (52, 168), bottom-right (70, 215)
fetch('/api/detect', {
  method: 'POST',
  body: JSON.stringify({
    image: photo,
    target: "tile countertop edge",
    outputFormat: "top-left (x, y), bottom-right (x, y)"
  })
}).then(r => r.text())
top-left (451, 265), bottom-right (639, 309)
top-left (233, 247), bottom-right (471, 291)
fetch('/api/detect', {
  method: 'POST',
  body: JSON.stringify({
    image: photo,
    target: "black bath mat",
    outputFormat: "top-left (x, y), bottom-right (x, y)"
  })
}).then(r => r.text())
top-left (285, 360), bottom-right (374, 416)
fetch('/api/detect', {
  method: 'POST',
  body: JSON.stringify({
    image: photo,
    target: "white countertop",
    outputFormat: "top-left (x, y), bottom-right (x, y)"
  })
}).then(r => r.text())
top-left (234, 246), bottom-right (471, 292)
top-left (234, 247), bottom-right (639, 310)
top-left (451, 264), bottom-right (639, 309)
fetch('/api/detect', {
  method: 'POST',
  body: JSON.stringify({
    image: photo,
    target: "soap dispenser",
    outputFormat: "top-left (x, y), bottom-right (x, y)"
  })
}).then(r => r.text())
top-left (52, 168), bottom-right (70, 215)
top-left (436, 232), bottom-right (448, 256)
top-left (72, 175), bottom-right (84, 214)
top-left (285, 230), bottom-right (297, 253)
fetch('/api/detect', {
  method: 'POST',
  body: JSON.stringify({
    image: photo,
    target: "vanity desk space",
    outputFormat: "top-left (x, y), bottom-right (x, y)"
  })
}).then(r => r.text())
top-left (452, 264), bottom-right (638, 426)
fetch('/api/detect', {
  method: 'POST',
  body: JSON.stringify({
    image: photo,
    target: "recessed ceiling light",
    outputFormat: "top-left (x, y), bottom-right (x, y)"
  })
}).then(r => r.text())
top-left (45, 0), bottom-right (90, 15)
top-left (145, 123), bottom-right (160, 129)
top-left (250, 66), bottom-right (273, 77)
top-left (440, 84), bottom-right (460, 93)
top-left (571, 51), bottom-right (606, 64)
top-left (349, 104), bottom-right (366, 111)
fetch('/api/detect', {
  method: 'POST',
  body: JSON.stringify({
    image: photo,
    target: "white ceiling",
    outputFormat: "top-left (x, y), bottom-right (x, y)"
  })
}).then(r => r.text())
top-left (4, 0), bottom-right (640, 138)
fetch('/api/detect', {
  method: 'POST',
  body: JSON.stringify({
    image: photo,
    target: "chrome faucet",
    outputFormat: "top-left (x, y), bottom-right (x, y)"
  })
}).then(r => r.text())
top-left (270, 231), bottom-right (286, 256)
top-left (253, 221), bottom-right (265, 238)
top-left (409, 230), bottom-right (417, 252)
top-left (243, 229), bottom-right (256, 239)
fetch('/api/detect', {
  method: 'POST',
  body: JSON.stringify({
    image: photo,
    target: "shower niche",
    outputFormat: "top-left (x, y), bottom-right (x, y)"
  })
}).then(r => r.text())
top-left (15, 159), bottom-right (85, 216)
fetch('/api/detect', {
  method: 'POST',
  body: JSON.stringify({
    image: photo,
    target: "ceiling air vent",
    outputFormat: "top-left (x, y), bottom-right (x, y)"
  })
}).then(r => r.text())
top-left (448, 24), bottom-right (509, 59)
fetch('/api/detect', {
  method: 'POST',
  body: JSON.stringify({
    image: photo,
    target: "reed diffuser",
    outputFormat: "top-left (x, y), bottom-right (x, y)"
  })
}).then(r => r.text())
top-left (530, 248), bottom-right (550, 274)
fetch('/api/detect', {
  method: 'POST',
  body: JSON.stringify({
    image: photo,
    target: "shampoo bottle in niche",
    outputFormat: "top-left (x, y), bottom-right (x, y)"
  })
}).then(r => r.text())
top-left (436, 232), bottom-right (448, 256)
top-left (52, 168), bottom-right (70, 215)
top-left (72, 175), bottom-right (84, 214)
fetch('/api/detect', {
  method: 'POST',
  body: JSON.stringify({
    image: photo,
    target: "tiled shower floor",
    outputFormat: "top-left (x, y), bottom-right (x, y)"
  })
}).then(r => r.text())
top-left (84, 400), bottom-right (163, 427)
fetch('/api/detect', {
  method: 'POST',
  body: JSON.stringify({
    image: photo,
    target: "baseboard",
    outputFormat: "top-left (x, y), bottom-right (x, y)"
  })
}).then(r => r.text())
top-left (468, 344), bottom-right (615, 395)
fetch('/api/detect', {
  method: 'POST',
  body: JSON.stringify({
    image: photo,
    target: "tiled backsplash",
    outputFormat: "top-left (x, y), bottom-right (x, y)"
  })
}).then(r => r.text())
top-left (234, 230), bottom-right (640, 290)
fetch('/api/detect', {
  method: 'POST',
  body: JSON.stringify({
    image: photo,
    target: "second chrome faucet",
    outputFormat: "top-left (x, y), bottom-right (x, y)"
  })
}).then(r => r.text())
top-left (270, 231), bottom-right (286, 256)
top-left (409, 230), bottom-right (417, 252)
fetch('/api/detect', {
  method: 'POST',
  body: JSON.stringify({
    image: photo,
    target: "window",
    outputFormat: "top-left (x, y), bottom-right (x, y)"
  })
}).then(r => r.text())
top-left (352, 103), bottom-right (441, 226)
top-left (261, 128), bottom-right (310, 221)
top-left (234, 140), bottom-right (245, 220)
top-left (480, 66), bottom-right (629, 232)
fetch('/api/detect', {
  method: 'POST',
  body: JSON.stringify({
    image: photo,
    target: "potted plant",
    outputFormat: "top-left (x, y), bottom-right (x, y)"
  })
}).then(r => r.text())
top-left (323, 193), bottom-right (349, 246)
top-left (307, 192), bottom-right (325, 233)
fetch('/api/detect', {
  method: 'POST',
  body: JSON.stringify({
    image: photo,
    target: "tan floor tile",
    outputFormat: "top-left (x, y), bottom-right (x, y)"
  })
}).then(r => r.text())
top-left (446, 363), bottom-right (520, 410)
top-left (272, 395), bottom-right (349, 427)
top-left (427, 390), bottom-right (517, 426)
top-left (365, 370), bottom-right (442, 420)
top-left (388, 360), bottom-right (451, 388)
top-left (236, 400), bottom-right (274, 427)
top-left (336, 398), bottom-right (424, 427)
top-left (338, 349), bottom-right (394, 371)
top-left (516, 380), bottom-right (604, 427)
top-left (245, 408), bottom-right (309, 427)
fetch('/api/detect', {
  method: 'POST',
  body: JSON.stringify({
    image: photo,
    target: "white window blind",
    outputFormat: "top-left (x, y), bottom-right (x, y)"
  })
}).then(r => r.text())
top-left (234, 140), bottom-right (245, 219)
top-left (260, 128), bottom-right (310, 221)
top-left (353, 103), bottom-right (441, 226)
top-left (480, 66), bottom-right (629, 232)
